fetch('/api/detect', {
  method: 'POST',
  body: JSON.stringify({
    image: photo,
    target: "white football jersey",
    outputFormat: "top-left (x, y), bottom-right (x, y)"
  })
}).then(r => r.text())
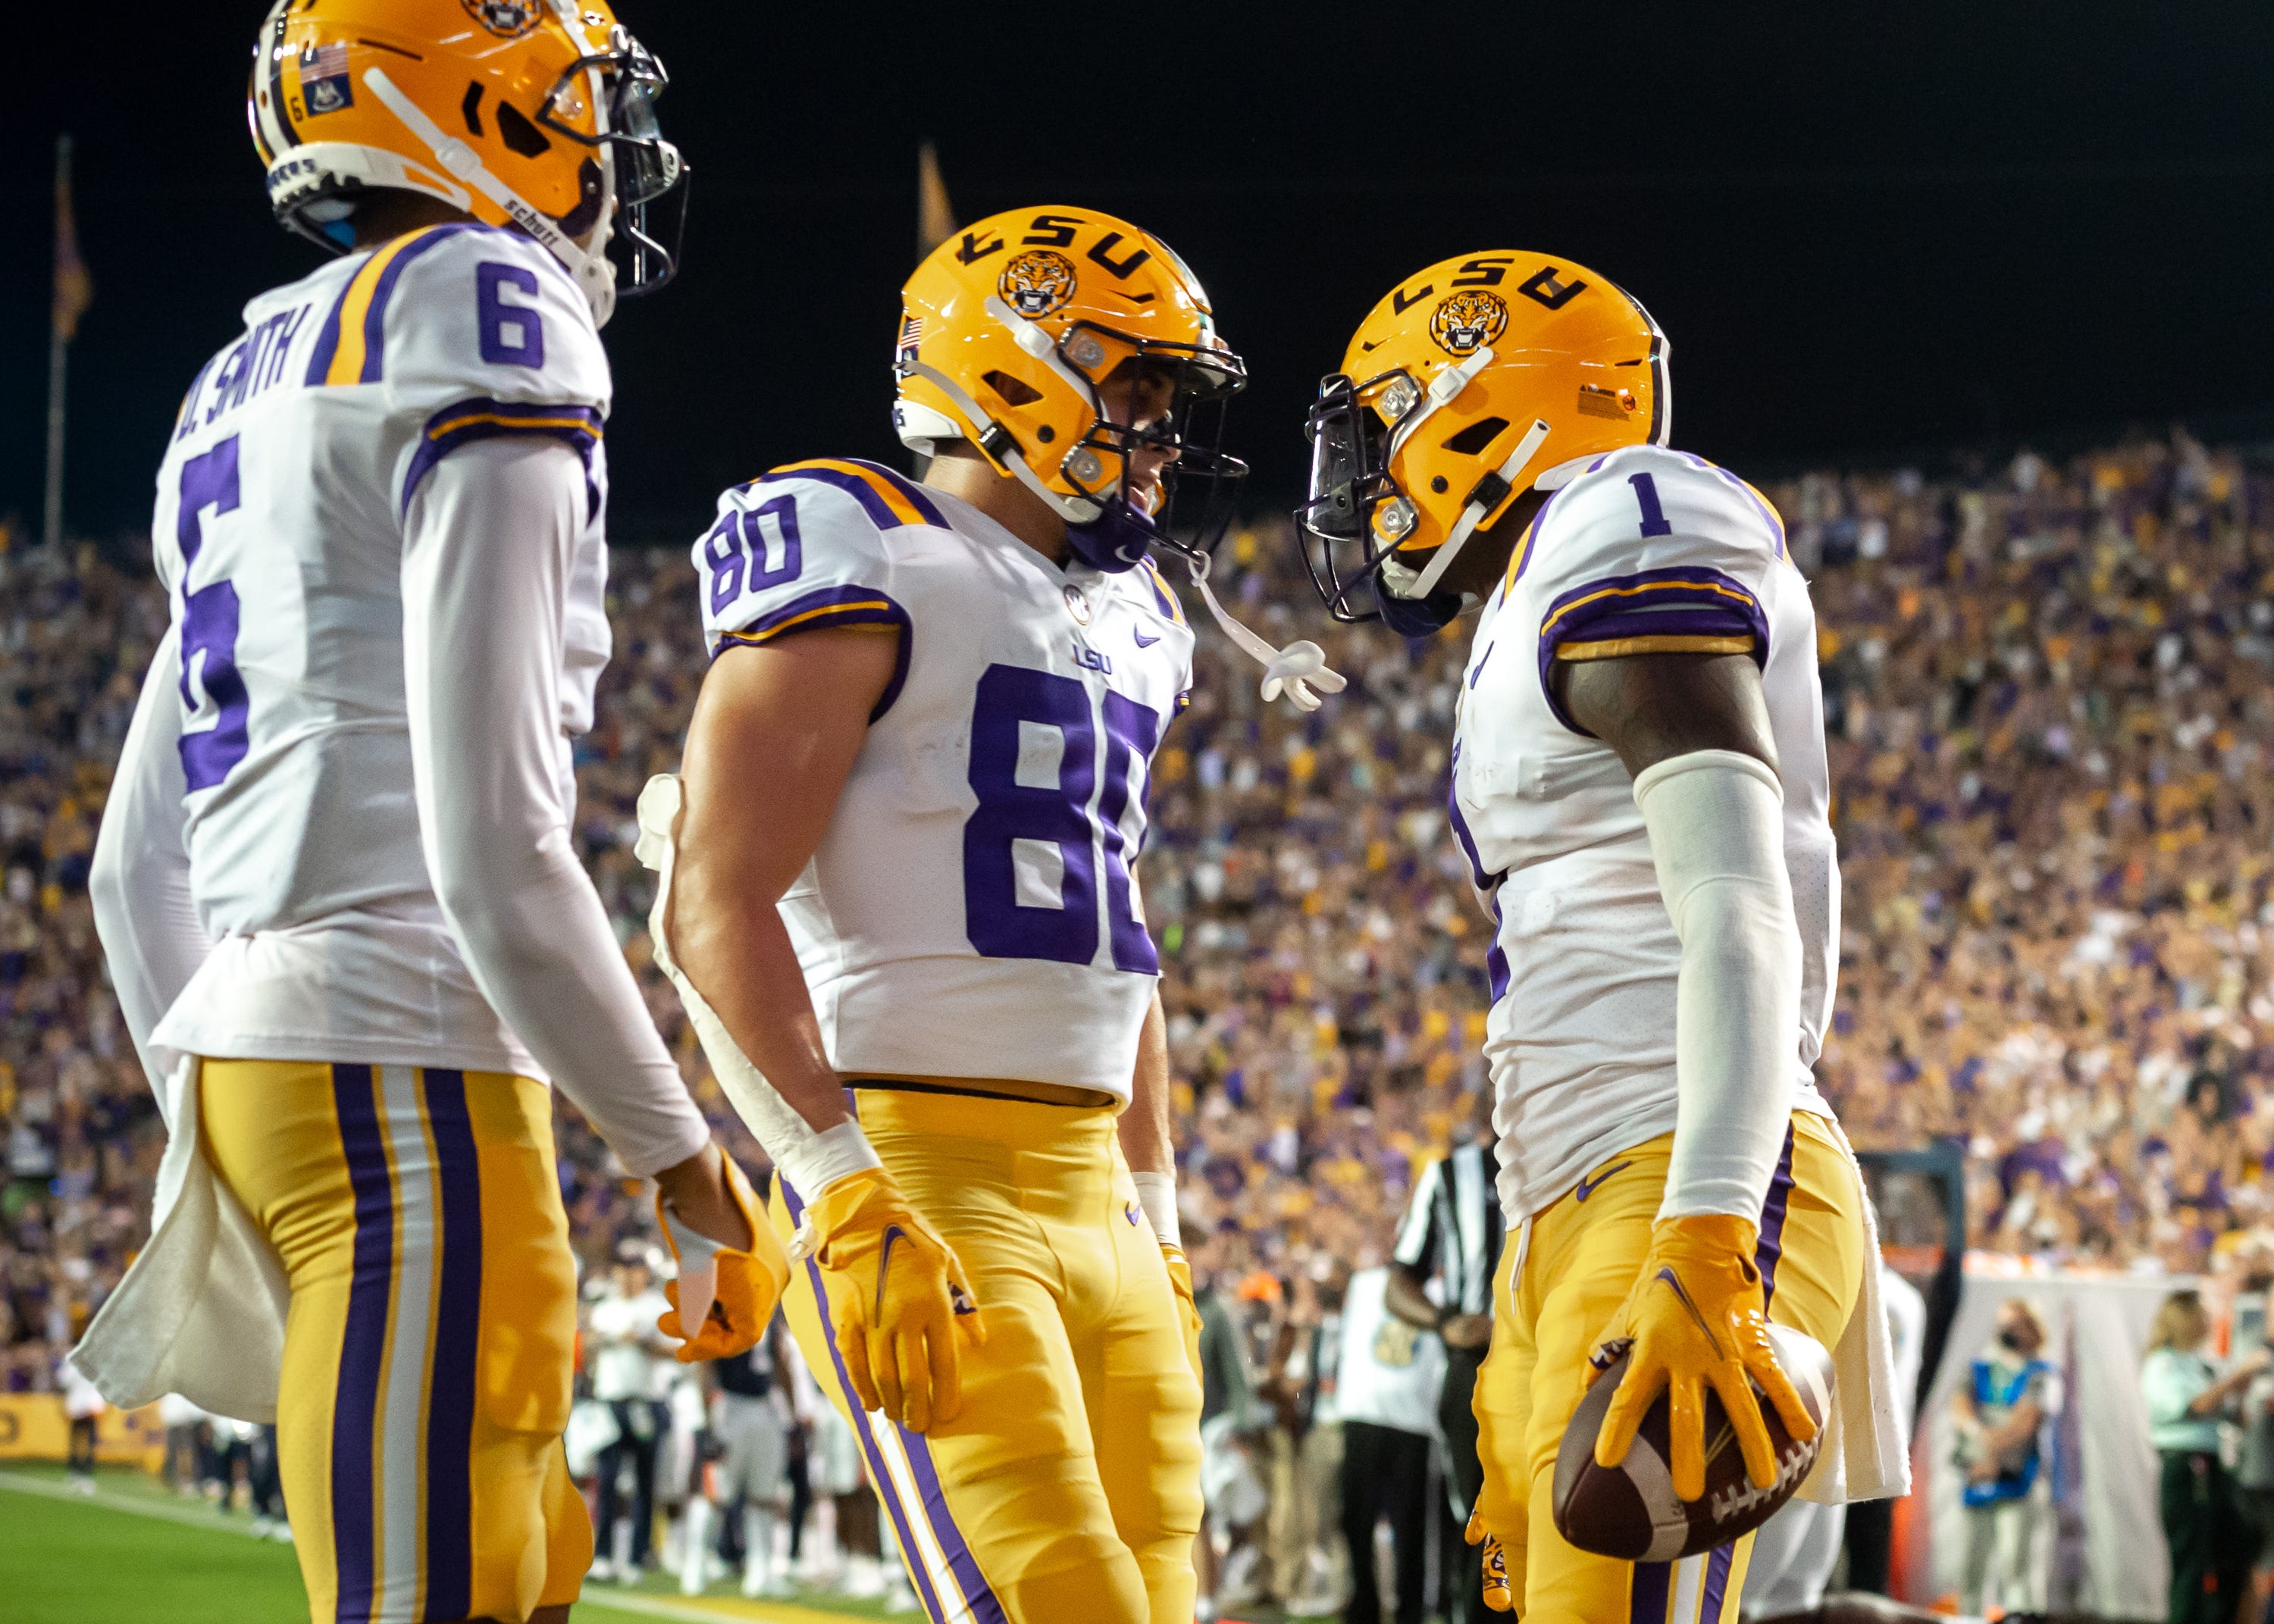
top-left (146, 223), bottom-right (609, 1075)
top-left (1452, 443), bottom-right (1837, 1221)
top-left (692, 462), bottom-right (1194, 1100)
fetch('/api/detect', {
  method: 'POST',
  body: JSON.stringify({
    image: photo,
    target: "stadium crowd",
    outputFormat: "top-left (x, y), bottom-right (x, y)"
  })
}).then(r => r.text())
top-left (7, 427), bottom-right (2274, 1597)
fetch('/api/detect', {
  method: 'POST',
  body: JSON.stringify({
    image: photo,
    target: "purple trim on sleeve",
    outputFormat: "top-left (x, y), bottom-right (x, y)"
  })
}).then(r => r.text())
top-left (398, 397), bottom-right (605, 518)
top-left (713, 585), bottom-right (914, 721)
top-left (1534, 566), bottom-right (1770, 737)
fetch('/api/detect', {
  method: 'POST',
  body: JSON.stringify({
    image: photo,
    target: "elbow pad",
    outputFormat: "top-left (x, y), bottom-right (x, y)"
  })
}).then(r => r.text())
top-left (1633, 749), bottom-right (1803, 1222)
top-left (634, 774), bottom-right (879, 1205)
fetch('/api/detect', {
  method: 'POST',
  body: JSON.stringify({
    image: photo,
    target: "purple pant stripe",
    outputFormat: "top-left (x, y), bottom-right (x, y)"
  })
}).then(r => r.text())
top-left (328, 1064), bottom-right (391, 1624)
top-left (1754, 1125), bottom-right (1797, 1307)
top-left (418, 1069), bottom-right (481, 1623)
top-left (777, 1177), bottom-right (949, 1624)
top-left (1699, 1541), bottom-right (1736, 1620)
top-left (896, 1428), bottom-right (1011, 1624)
top-left (1631, 1557), bottom-right (1671, 1623)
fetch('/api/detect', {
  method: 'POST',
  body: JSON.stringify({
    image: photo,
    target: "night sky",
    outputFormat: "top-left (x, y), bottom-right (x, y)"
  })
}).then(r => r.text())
top-left (5, 2), bottom-right (2272, 544)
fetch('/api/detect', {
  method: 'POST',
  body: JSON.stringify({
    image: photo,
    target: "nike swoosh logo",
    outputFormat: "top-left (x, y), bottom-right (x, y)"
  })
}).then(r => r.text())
top-left (875, 1225), bottom-right (905, 1319)
top-left (1573, 1161), bottom-right (1631, 1202)
top-left (1653, 1265), bottom-right (1726, 1357)
top-left (1134, 628), bottom-right (1161, 647)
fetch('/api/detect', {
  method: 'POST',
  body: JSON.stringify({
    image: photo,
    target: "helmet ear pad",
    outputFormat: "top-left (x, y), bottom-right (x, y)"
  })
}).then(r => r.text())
top-left (1376, 583), bottom-right (1462, 637)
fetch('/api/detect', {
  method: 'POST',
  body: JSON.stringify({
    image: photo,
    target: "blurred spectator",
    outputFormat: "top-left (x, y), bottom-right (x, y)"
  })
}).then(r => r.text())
top-left (587, 1247), bottom-right (672, 1578)
top-left (1950, 1297), bottom-right (2057, 1615)
top-left (2141, 1288), bottom-right (2261, 1624)
top-left (1335, 1262), bottom-right (1444, 1624)
top-left (1387, 1094), bottom-right (1499, 1624)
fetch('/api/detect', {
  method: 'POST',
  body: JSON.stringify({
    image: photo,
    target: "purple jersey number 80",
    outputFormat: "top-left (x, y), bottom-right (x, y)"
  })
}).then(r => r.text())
top-left (175, 435), bottom-right (252, 793)
top-left (963, 664), bottom-right (1162, 972)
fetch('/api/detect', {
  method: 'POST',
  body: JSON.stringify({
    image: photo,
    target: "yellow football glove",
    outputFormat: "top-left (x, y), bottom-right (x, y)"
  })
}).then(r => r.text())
top-left (807, 1167), bottom-right (984, 1434)
top-left (1162, 1242), bottom-right (1204, 1385)
top-left (1586, 1213), bottom-right (1816, 1503)
top-left (1464, 1510), bottom-right (1514, 1613)
top-left (656, 1150), bottom-right (790, 1363)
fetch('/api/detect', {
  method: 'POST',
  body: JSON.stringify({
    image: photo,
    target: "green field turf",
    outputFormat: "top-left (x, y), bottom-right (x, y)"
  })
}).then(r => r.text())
top-left (0, 1466), bottom-right (907, 1624)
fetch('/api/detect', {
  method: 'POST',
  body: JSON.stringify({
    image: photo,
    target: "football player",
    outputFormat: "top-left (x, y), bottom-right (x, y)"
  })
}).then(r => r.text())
top-left (76, 5), bottom-right (784, 1622)
top-left (636, 207), bottom-right (1328, 1624)
top-left (1295, 255), bottom-right (1910, 1621)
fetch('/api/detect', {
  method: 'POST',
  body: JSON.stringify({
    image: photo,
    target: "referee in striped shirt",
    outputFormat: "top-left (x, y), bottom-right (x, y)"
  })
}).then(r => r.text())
top-left (1386, 1094), bottom-right (1503, 1624)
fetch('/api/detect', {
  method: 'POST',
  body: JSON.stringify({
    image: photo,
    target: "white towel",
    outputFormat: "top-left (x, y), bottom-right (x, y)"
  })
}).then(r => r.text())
top-left (1796, 1116), bottom-right (1912, 1504)
top-left (70, 1057), bottom-right (289, 1423)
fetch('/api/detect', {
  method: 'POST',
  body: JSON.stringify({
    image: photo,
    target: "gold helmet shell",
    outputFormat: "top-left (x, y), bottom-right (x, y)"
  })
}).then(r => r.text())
top-left (1298, 252), bottom-right (1668, 625)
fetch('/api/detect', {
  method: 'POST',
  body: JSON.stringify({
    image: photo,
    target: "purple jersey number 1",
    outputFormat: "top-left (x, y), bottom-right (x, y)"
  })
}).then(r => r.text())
top-left (176, 436), bottom-right (251, 793)
top-left (963, 663), bottom-right (1163, 970)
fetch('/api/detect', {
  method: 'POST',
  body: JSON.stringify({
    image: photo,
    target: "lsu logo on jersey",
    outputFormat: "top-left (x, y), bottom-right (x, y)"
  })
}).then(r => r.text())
top-left (999, 250), bottom-right (1077, 318)
top-left (1430, 289), bottom-right (1508, 356)
top-left (460, 0), bottom-right (543, 36)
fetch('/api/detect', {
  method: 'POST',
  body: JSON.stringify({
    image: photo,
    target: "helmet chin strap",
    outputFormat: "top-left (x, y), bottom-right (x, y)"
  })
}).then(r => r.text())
top-left (362, 67), bottom-right (619, 327)
top-left (1401, 418), bottom-right (1552, 602)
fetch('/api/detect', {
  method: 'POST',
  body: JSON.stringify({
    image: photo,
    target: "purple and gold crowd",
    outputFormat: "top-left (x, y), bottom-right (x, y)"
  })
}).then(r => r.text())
top-left (7, 427), bottom-right (2274, 1393)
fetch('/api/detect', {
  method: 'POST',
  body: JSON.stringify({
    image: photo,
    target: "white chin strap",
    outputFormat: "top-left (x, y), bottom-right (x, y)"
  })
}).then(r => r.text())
top-left (1402, 417), bottom-right (1552, 602)
top-left (362, 67), bottom-right (619, 327)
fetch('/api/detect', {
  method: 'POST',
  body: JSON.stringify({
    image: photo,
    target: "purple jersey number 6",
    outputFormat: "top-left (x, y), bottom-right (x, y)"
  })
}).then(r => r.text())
top-left (176, 436), bottom-right (252, 793)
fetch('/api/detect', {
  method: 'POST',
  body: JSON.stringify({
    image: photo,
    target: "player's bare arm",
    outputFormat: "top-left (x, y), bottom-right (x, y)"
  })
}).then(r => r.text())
top-left (669, 627), bottom-right (896, 1134)
top-left (1553, 652), bottom-right (1779, 779)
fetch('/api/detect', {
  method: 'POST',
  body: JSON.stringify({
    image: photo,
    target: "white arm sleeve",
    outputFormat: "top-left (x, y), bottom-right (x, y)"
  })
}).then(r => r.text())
top-left (89, 624), bottom-right (210, 1125)
top-left (401, 437), bottom-right (709, 1177)
top-left (1633, 749), bottom-right (1803, 1222)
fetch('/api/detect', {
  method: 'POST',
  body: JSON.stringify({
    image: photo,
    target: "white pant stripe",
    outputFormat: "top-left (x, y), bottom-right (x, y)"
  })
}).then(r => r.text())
top-left (870, 1419), bottom-right (966, 1619)
top-left (377, 1065), bottom-right (438, 1622)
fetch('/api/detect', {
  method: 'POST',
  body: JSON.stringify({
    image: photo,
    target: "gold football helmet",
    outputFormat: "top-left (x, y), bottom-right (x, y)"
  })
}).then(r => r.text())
top-left (247, 0), bottom-right (687, 324)
top-left (1298, 252), bottom-right (1668, 634)
top-left (893, 206), bottom-right (1247, 572)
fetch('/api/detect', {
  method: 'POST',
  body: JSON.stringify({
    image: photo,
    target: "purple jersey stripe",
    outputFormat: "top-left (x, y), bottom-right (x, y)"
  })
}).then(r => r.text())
top-left (303, 268), bottom-right (360, 388)
top-left (776, 1176), bottom-right (950, 1624)
top-left (841, 458), bottom-right (948, 529)
top-left (420, 1069), bottom-right (482, 1623)
top-left (759, 466), bottom-right (904, 531)
top-left (398, 398), bottom-right (605, 518)
top-left (1630, 1557), bottom-right (1671, 1623)
top-left (1699, 1541), bottom-right (1736, 1620)
top-left (329, 1063), bottom-right (392, 1624)
top-left (1446, 743), bottom-right (1511, 1000)
top-left (1755, 1124), bottom-right (1797, 1306)
top-left (358, 224), bottom-right (481, 385)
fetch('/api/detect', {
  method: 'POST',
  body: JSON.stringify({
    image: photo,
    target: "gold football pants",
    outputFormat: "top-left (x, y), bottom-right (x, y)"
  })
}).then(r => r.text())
top-left (200, 1059), bottom-right (589, 1624)
top-left (1473, 1110), bottom-right (1865, 1624)
top-left (768, 1087), bottom-right (1203, 1624)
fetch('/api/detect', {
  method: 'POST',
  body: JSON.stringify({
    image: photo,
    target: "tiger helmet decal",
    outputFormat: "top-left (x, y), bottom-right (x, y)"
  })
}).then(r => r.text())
top-left (998, 249), bottom-right (1078, 318)
top-left (1430, 289), bottom-right (1509, 357)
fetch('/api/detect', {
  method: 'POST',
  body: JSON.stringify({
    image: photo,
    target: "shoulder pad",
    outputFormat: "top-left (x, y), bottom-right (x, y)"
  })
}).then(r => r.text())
top-left (1132, 557), bottom-right (1189, 627)
top-left (309, 224), bottom-right (606, 411)
top-left (694, 462), bottom-right (922, 665)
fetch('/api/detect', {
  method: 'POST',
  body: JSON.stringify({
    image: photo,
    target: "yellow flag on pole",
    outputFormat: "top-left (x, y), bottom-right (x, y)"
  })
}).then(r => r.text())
top-left (52, 136), bottom-right (92, 343)
top-left (917, 141), bottom-right (957, 260)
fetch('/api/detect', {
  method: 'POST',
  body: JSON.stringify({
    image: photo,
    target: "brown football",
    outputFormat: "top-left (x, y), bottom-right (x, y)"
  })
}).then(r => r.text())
top-left (1551, 1321), bottom-right (1834, 1562)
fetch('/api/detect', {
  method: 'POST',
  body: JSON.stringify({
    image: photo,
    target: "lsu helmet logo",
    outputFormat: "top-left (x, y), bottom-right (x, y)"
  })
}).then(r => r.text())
top-left (1430, 289), bottom-right (1508, 356)
top-left (999, 250), bottom-right (1078, 318)
top-left (461, 0), bottom-right (543, 36)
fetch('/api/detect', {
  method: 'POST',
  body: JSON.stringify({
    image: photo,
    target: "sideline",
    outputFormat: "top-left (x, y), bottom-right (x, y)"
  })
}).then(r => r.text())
top-left (0, 1471), bottom-right (875, 1624)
